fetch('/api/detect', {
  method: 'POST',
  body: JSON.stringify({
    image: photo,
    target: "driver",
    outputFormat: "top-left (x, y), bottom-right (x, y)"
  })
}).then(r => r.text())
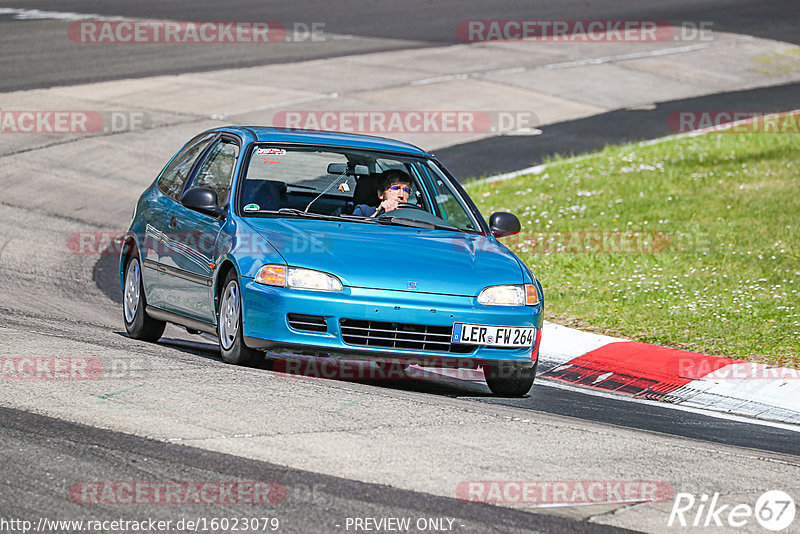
top-left (352, 170), bottom-right (412, 217)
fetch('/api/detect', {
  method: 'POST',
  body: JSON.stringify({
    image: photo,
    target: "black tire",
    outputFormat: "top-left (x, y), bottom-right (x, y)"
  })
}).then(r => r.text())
top-left (217, 270), bottom-right (262, 367)
top-left (484, 360), bottom-right (538, 397)
top-left (123, 250), bottom-right (166, 342)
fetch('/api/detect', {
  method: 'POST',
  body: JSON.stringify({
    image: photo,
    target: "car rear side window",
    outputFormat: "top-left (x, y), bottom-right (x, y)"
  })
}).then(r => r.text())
top-left (157, 134), bottom-right (215, 200)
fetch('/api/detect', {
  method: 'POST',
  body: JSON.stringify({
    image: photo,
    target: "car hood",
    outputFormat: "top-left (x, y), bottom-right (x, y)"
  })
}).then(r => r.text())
top-left (241, 218), bottom-right (524, 296)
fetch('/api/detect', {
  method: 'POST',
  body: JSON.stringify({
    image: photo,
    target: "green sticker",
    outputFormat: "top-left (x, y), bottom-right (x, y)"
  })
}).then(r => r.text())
top-left (244, 203), bottom-right (260, 212)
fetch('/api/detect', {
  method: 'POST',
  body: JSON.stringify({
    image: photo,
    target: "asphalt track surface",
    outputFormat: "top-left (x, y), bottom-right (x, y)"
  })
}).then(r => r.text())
top-left (2, 1), bottom-right (800, 532)
top-left (0, 406), bottom-right (629, 534)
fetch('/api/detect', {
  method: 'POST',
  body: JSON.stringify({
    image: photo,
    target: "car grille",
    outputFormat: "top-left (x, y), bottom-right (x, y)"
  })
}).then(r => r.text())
top-left (287, 314), bottom-right (328, 333)
top-left (339, 319), bottom-right (473, 354)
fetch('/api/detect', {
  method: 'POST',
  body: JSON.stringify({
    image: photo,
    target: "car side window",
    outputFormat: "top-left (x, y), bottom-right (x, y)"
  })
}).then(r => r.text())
top-left (420, 163), bottom-right (478, 231)
top-left (157, 135), bottom-right (215, 200)
top-left (191, 139), bottom-right (239, 207)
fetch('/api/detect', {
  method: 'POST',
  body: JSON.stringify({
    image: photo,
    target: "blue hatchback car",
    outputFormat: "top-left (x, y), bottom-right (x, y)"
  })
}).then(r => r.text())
top-left (121, 127), bottom-right (544, 395)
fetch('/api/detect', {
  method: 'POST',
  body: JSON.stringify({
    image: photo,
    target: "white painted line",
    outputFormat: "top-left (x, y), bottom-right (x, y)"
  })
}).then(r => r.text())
top-left (480, 66), bottom-right (526, 76)
top-left (0, 8), bottom-right (359, 46)
top-left (411, 73), bottom-right (470, 86)
top-left (469, 163), bottom-right (548, 186)
top-left (591, 372), bottom-right (614, 385)
top-left (0, 8), bottom-right (126, 21)
top-left (529, 43), bottom-right (716, 71)
top-left (410, 40), bottom-right (734, 88)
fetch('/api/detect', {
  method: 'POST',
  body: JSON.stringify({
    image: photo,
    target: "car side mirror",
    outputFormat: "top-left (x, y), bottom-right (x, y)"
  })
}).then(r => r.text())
top-left (489, 212), bottom-right (521, 238)
top-left (180, 187), bottom-right (225, 219)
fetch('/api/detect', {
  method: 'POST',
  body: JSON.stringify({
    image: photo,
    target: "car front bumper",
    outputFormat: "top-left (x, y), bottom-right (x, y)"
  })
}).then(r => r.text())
top-left (240, 278), bottom-right (542, 365)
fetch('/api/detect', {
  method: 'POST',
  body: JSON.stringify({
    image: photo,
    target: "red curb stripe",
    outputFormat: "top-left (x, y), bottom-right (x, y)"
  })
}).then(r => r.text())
top-left (541, 341), bottom-right (743, 399)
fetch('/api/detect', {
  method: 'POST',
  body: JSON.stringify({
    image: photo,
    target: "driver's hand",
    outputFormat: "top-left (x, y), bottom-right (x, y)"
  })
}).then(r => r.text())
top-left (378, 199), bottom-right (399, 213)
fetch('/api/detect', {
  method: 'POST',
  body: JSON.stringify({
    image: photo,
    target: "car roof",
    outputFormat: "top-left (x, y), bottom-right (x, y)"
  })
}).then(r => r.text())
top-left (216, 126), bottom-right (430, 157)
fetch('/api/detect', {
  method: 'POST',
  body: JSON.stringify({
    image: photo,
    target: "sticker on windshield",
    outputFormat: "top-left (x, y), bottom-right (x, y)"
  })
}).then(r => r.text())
top-left (256, 148), bottom-right (286, 155)
top-left (243, 203), bottom-right (260, 212)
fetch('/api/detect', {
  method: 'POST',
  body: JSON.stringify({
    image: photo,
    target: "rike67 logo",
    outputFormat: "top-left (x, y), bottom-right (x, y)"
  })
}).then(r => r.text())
top-left (669, 490), bottom-right (795, 531)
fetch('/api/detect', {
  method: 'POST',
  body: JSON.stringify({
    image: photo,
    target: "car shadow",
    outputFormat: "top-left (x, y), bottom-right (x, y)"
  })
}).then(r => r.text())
top-left (120, 333), bottom-right (490, 396)
top-left (114, 329), bottom-right (514, 398)
top-left (94, 244), bottom-right (123, 304)
top-left (264, 354), bottom-right (496, 398)
top-left (112, 331), bottom-right (222, 361)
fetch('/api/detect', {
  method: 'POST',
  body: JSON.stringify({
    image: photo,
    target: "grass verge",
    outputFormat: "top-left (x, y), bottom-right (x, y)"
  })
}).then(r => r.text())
top-left (466, 127), bottom-right (799, 366)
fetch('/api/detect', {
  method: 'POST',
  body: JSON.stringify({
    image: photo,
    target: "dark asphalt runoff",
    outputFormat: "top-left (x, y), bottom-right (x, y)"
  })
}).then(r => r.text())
top-left (0, 0), bottom-right (798, 91)
top-left (0, 406), bottom-right (635, 534)
top-left (3, 0), bottom-right (799, 46)
top-left (437, 81), bottom-right (800, 179)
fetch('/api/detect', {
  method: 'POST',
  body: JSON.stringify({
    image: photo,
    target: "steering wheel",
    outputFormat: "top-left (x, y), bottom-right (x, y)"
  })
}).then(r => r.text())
top-left (375, 203), bottom-right (425, 217)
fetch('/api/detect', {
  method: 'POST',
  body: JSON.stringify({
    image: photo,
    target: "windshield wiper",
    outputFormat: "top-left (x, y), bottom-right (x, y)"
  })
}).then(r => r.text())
top-left (339, 214), bottom-right (385, 224)
top-left (277, 208), bottom-right (336, 219)
top-left (382, 217), bottom-right (457, 231)
top-left (285, 184), bottom-right (318, 191)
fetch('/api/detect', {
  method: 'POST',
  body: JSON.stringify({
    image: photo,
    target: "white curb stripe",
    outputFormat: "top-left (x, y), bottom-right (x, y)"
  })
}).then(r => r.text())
top-left (538, 322), bottom-right (623, 372)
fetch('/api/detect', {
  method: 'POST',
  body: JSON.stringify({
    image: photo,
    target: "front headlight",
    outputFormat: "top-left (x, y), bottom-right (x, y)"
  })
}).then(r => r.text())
top-left (287, 267), bottom-right (343, 291)
top-left (478, 284), bottom-right (539, 306)
top-left (255, 264), bottom-right (343, 292)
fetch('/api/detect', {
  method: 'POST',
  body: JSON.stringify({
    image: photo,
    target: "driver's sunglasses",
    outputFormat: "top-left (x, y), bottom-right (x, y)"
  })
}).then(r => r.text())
top-left (388, 185), bottom-right (412, 193)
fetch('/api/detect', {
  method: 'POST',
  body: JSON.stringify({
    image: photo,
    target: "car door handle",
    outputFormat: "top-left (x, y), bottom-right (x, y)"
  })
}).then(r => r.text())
top-left (168, 216), bottom-right (177, 228)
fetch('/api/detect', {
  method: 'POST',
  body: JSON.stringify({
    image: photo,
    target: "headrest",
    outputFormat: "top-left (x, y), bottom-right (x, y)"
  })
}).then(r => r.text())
top-left (351, 173), bottom-right (383, 207)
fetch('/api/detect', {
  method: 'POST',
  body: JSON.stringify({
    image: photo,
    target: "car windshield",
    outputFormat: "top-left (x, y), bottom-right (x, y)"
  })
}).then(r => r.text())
top-left (238, 145), bottom-right (481, 233)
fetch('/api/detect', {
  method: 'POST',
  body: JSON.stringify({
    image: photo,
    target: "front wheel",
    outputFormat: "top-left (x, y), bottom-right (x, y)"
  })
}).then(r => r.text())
top-left (484, 361), bottom-right (537, 396)
top-left (123, 252), bottom-right (165, 342)
top-left (218, 272), bottom-right (262, 367)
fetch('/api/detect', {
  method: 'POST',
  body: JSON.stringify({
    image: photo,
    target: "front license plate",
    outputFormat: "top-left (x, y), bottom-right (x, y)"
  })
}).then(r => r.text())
top-left (451, 323), bottom-right (536, 347)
